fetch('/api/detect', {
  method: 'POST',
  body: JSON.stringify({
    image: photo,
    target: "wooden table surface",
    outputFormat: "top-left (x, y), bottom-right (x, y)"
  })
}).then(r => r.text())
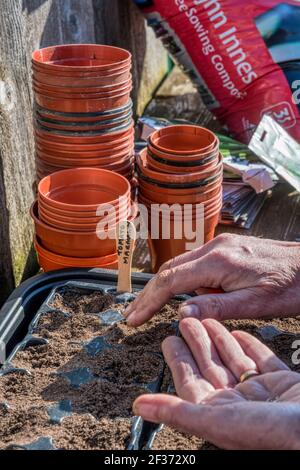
top-left (133, 182), bottom-right (300, 273)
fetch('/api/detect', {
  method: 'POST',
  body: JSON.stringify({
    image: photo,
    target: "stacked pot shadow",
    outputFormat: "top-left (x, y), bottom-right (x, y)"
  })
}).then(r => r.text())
top-left (32, 44), bottom-right (134, 183)
top-left (137, 125), bottom-right (222, 272)
top-left (31, 168), bottom-right (135, 272)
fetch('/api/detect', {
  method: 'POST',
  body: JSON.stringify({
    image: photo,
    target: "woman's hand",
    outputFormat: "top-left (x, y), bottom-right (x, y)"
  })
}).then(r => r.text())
top-left (133, 319), bottom-right (300, 450)
top-left (125, 234), bottom-right (300, 327)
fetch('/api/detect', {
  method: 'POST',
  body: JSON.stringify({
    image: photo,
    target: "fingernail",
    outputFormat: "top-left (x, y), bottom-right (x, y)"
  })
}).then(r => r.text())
top-left (133, 403), bottom-right (156, 421)
top-left (179, 304), bottom-right (199, 318)
top-left (126, 311), bottom-right (136, 325)
top-left (124, 306), bottom-right (133, 318)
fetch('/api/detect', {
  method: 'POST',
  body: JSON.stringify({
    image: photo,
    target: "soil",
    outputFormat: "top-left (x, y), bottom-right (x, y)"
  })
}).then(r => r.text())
top-left (0, 286), bottom-right (178, 450)
top-left (1, 284), bottom-right (300, 450)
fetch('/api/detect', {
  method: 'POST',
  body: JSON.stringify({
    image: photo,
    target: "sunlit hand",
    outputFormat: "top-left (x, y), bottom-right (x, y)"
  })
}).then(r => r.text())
top-left (133, 319), bottom-right (300, 450)
top-left (125, 234), bottom-right (300, 326)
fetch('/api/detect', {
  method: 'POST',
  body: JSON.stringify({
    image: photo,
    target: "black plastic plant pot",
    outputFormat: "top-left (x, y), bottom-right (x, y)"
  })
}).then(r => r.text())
top-left (35, 100), bottom-right (133, 120)
top-left (0, 268), bottom-right (185, 451)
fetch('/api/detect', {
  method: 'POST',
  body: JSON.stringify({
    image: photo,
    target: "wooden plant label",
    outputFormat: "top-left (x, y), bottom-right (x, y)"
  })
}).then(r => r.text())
top-left (117, 220), bottom-right (136, 293)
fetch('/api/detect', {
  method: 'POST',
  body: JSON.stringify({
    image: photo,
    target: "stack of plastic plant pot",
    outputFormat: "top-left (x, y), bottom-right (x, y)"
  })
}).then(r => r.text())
top-left (137, 125), bottom-right (222, 272)
top-left (31, 168), bottom-right (136, 272)
top-left (32, 44), bottom-right (134, 184)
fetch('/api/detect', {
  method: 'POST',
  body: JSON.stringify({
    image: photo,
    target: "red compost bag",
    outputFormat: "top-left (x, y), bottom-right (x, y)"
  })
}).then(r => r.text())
top-left (134, 1), bottom-right (300, 143)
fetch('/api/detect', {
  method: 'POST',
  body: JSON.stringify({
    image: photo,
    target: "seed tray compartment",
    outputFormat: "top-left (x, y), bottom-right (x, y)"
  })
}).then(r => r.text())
top-left (0, 272), bottom-right (183, 450)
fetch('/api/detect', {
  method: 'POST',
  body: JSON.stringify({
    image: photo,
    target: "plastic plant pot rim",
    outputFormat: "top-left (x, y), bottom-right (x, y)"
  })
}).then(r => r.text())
top-left (32, 67), bottom-right (131, 86)
top-left (142, 202), bottom-right (223, 222)
top-left (37, 194), bottom-right (131, 219)
top-left (32, 58), bottom-right (132, 75)
top-left (149, 125), bottom-right (218, 156)
top-left (146, 151), bottom-right (219, 175)
top-left (147, 147), bottom-right (219, 168)
top-left (38, 168), bottom-right (131, 212)
top-left (36, 253), bottom-right (118, 272)
top-left (31, 201), bottom-right (138, 238)
top-left (35, 118), bottom-right (133, 139)
top-left (36, 110), bottom-right (132, 129)
top-left (35, 116), bottom-right (133, 135)
top-left (33, 80), bottom-right (133, 99)
top-left (38, 192), bottom-right (131, 216)
top-left (32, 77), bottom-right (132, 94)
top-left (138, 191), bottom-right (222, 214)
top-left (35, 200), bottom-right (138, 228)
top-left (33, 83), bottom-right (133, 100)
top-left (35, 133), bottom-right (134, 153)
top-left (35, 121), bottom-right (134, 142)
top-left (138, 182), bottom-right (222, 204)
top-left (39, 208), bottom-right (131, 232)
top-left (35, 139), bottom-right (134, 156)
top-left (32, 44), bottom-right (132, 72)
top-left (32, 60), bottom-right (131, 77)
top-left (137, 165), bottom-right (223, 190)
top-left (139, 187), bottom-right (222, 210)
top-left (36, 148), bottom-right (134, 166)
top-left (138, 173), bottom-right (223, 196)
top-left (35, 236), bottom-right (118, 264)
top-left (35, 99), bottom-right (133, 119)
top-left (147, 140), bottom-right (219, 163)
top-left (35, 124), bottom-right (134, 142)
top-left (137, 148), bottom-right (223, 185)
top-left (36, 154), bottom-right (135, 173)
top-left (38, 194), bottom-right (131, 218)
top-left (34, 91), bottom-right (132, 114)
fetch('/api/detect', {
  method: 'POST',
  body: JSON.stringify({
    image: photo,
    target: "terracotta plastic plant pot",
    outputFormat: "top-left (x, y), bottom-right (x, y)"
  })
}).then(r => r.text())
top-left (35, 112), bottom-right (132, 133)
top-left (35, 128), bottom-right (134, 151)
top-left (138, 172), bottom-right (223, 197)
top-left (149, 125), bottom-right (218, 156)
top-left (32, 44), bottom-right (131, 73)
top-left (39, 208), bottom-right (130, 232)
top-left (31, 201), bottom-right (118, 257)
top-left (147, 204), bottom-right (221, 272)
top-left (35, 138), bottom-right (135, 158)
top-left (36, 154), bottom-right (134, 177)
top-left (32, 59), bottom-right (131, 78)
top-left (33, 67), bottom-right (131, 87)
top-left (147, 140), bottom-right (219, 165)
top-left (38, 168), bottom-right (130, 213)
top-left (38, 194), bottom-right (131, 228)
top-left (31, 201), bottom-right (137, 258)
top-left (35, 123), bottom-right (134, 145)
top-left (138, 192), bottom-right (222, 220)
top-left (36, 146), bottom-right (134, 167)
top-left (35, 138), bottom-right (133, 155)
top-left (137, 149), bottom-right (223, 187)
top-left (34, 89), bottom-right (132, 113)
top-left (146, 148), bottom-right (219, 174)
top-left (139, 180), bottom-right (222, 204)
top-left (33, 80), bottom-right (132, 100)
top-left (37, 194), bottom-right (130, 219)
top-left (35, 237), bottom-right (118, 273)
top-left (32, 76), bottom-right (132, 94)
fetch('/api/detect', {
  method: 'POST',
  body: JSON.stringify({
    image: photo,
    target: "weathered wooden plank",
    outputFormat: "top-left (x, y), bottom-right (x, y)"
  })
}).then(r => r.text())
top-left (93, 0), bottom-right (169, 115)
top-left (0, 0), bottom-right (95, 305)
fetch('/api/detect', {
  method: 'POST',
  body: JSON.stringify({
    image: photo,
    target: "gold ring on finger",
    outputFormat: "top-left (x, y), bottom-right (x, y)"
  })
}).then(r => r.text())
top-left (239, 370), bottom-right (260, 383)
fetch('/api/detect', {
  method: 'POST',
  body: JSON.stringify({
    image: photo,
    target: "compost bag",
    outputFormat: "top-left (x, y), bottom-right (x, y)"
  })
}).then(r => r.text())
top-left (134, 1), bottom-right (300, 143)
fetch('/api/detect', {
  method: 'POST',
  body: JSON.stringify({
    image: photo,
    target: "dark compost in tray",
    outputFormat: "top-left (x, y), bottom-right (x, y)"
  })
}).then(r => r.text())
top-left (0, 281), bottom-right (179, 450)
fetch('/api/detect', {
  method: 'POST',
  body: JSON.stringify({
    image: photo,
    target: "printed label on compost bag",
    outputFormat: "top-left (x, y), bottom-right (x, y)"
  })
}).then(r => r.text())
top-left (134, 0), bottom-right (300, 143)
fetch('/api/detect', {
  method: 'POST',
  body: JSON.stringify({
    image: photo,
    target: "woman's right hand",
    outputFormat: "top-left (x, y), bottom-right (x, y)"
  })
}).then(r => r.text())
top-left (125, 234), bottom-right (300, 327)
